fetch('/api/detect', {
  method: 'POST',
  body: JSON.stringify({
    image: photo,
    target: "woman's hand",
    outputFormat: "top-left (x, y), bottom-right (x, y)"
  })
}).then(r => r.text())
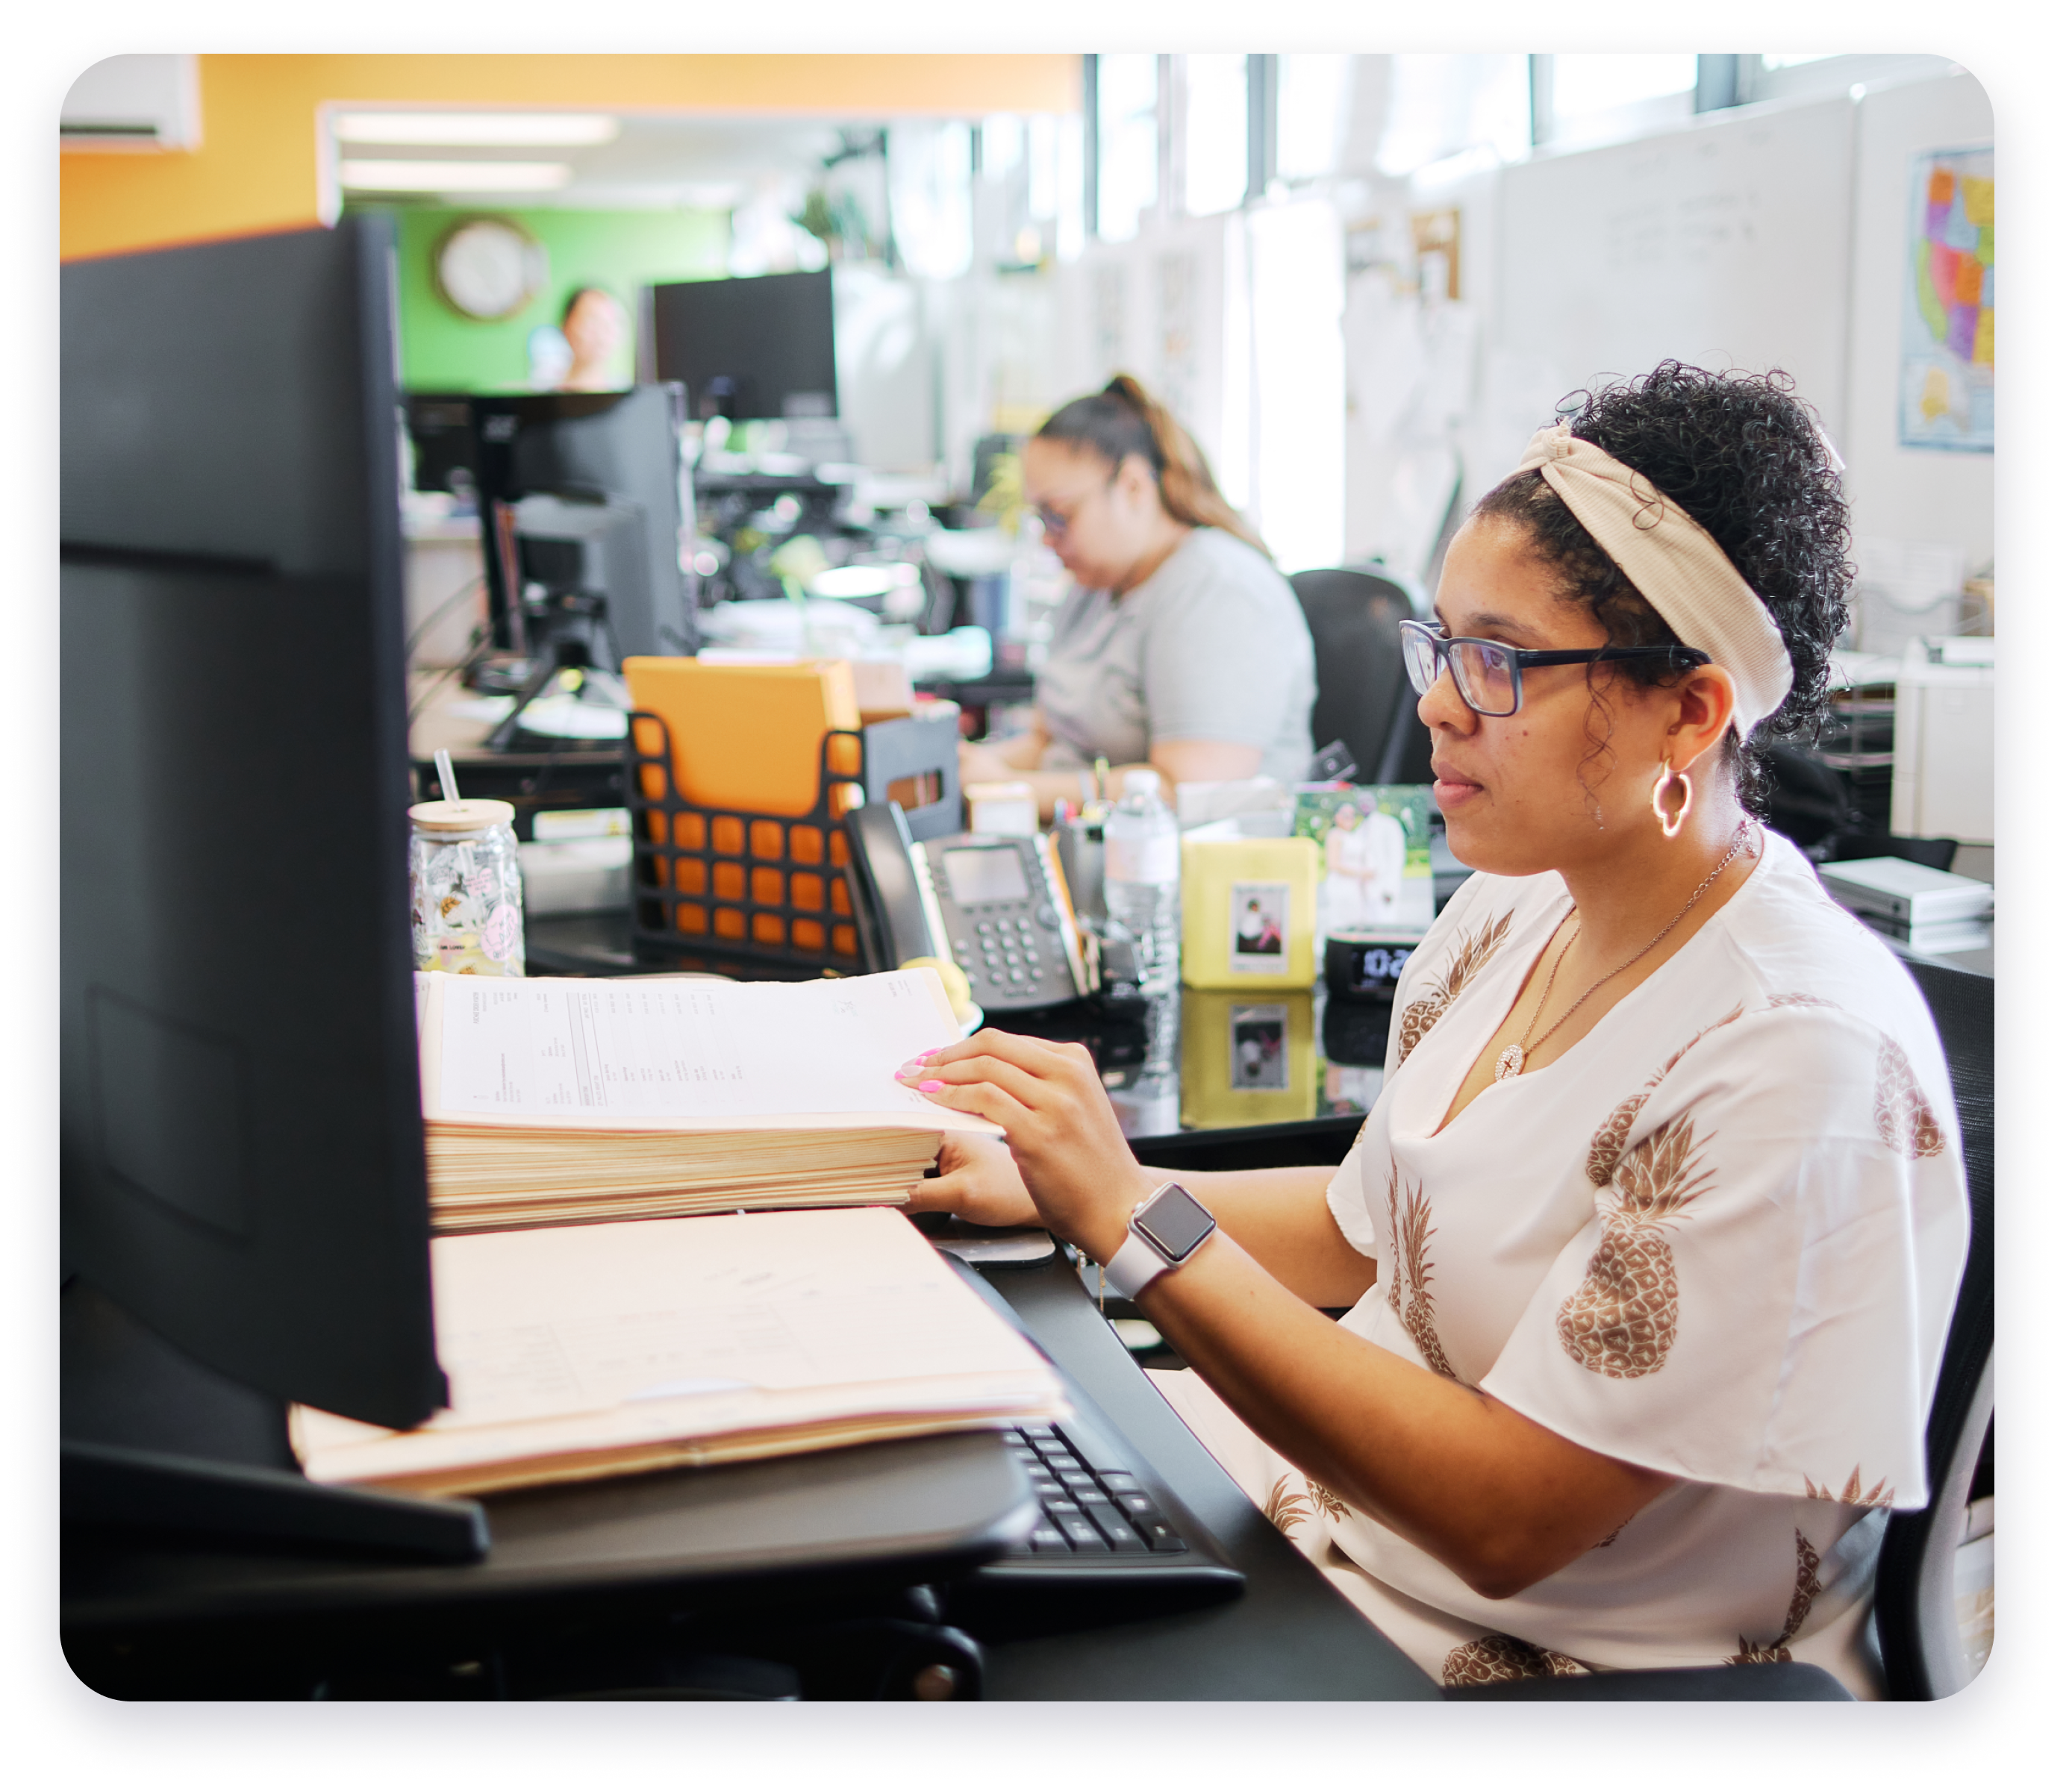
top-left (897, 1030), bottom-right (1151, 1260)
top-left (904, 1132), bottom-right (1041, 1229)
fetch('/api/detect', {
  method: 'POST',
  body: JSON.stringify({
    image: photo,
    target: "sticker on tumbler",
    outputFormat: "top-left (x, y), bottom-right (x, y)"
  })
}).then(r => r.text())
top-left (481, 902), bottom-right (520, 963)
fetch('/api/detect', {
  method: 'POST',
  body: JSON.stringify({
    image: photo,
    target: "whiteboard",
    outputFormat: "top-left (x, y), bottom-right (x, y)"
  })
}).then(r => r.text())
top-left (1492, 97), bottom-right (1857, 435)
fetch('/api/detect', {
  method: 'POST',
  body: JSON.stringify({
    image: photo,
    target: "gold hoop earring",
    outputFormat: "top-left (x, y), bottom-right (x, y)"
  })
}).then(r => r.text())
top-left (1652, 760), bottom-right (1692, 840)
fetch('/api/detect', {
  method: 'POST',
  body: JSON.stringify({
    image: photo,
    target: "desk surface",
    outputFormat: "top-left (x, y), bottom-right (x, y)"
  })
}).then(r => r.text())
top-left (63, 1237), bottom-right (1433, 1700)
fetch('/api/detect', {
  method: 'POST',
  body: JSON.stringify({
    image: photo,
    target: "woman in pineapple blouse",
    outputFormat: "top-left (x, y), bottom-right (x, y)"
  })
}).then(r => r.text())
top-left (900, 363), bottom-right (1967, 1698)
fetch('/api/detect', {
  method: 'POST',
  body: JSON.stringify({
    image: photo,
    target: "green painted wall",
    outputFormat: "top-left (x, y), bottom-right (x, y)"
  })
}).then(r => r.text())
top-left (374, 204), bottom-right (731, 393)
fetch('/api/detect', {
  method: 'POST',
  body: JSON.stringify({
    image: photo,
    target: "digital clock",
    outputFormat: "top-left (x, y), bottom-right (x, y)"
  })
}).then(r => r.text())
top-left (1323, 928), bottom-right (1426, 1004)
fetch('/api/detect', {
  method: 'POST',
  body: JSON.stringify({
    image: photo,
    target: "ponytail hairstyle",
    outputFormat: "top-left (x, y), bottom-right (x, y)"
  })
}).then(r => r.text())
top-left (1035, 375), bottom-right (1271, 560)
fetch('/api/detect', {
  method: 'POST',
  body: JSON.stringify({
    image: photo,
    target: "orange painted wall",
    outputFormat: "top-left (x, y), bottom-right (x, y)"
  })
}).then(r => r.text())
top-left (60, 54), bottom-right (1083, 263)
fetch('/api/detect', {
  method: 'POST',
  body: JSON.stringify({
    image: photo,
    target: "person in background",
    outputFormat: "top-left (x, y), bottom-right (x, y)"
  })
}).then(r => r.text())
top-left (958, 375), bottom-right (1317, 812)
top-left (558, 286), bottom-right (629, 393)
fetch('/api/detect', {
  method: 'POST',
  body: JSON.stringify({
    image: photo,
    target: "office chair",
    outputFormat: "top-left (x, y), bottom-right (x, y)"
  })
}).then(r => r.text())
top-left (1289, 567), bottom-right (1432, 786)
top-left (1873, 957), bottom-right (1994, 1700)
top-left (1448, 954), bottom-right (1994, 1702)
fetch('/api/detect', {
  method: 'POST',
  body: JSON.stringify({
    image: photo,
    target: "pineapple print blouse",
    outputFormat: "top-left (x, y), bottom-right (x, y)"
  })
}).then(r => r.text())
top-left (1161, 829), bottom-right (1969, 1693)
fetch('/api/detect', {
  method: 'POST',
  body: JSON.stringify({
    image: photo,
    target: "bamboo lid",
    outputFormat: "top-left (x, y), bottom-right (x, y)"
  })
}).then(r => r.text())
top-left (410, 798), bottom-right (516, 834)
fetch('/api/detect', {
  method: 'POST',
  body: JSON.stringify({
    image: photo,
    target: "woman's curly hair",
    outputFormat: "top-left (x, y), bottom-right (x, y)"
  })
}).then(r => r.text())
top-left (1471, 361), bottom-right (1855, 810)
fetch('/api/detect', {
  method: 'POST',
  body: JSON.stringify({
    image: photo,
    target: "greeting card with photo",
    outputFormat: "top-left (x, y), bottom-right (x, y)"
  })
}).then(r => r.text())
top-left (1292, 784), bottom-right (1434, 937)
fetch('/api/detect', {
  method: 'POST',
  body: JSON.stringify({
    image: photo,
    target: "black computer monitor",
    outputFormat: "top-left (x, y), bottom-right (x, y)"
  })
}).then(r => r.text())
top-left (404, 393), bottom-right (479, 501)
top-left (649, 269), bottom-right (838, 423)
top-left (60, 217), bottom-right (470, 1551)
top-left (466, 386), bottom-right (696, 667)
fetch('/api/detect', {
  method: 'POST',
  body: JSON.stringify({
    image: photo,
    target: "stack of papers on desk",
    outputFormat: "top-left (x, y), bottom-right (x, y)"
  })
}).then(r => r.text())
top-left (417, 969), bottom-right (998, 1233)
top-left (290, 1207), bottom-right (1067, 1496)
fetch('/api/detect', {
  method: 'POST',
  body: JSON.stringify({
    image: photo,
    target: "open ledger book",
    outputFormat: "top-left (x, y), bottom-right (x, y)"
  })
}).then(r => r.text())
top-left (417, 968), bottom-right (998, 1232)
top-left (292, 1207), bottom-right (1068, 1497)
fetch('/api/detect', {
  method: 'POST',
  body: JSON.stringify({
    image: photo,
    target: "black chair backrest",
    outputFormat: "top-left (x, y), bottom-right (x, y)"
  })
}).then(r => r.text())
top-left (1873, 958), bottom-right (1994, 1698)
top-left (1289, 568), bottom-right (1431, 786)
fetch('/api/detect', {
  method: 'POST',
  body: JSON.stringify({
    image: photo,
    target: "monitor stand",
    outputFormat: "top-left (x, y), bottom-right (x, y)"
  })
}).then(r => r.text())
top-left (60, 1277), bottom-right (487, 1562)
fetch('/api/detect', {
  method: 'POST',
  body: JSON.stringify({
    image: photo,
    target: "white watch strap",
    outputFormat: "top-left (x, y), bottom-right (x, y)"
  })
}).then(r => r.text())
top-left (1104, 1229), bottom-right (1170, 1300)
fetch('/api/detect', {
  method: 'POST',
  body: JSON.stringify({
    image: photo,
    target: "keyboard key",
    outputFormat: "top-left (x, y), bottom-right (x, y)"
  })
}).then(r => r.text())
top-left (1058, 1469), bottom-right (1098, 1494)
top-left (1114, 1491), bottom-right (1159, 1519)
top-left (1085, 1504), bottom-right (1149, 1551)
top-left (1038, 1492), bottom-right (1079, 1515)
top-left (1028, 1524), bottom-right (1071, 1555)
top-left (1032, 1437), bottom-right (1073, 1458)
top-left (1054, 1512), bottom-right (1108, 1550)
top-left (1095, 1472), bottom-right (1140, 1493)
top-left (1138, 1517), bottom-right (1188, 1553)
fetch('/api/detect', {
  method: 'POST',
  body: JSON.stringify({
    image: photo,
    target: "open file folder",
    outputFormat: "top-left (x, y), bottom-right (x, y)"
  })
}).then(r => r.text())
top-left (291, 1207), bottom-right (1068, 1498)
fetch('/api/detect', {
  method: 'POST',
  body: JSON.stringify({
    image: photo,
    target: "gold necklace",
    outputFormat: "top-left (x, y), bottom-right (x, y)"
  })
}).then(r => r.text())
top-left (1493, 819), bottom-right (1753, 1082)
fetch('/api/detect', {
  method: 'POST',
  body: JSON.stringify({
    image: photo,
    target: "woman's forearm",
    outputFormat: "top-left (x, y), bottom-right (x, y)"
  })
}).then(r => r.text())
top-left (1136, 1234), bottom-right (1670, 1598)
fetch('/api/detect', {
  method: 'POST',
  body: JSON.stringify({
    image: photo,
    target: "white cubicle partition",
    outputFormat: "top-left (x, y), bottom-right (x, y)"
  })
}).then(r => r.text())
top-left (1891, 637), bottom-right (1994, 844)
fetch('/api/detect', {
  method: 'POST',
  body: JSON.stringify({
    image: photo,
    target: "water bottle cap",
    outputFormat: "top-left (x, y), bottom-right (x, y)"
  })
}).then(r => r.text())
top-left (1122, 769), bottom-right (1162, 798)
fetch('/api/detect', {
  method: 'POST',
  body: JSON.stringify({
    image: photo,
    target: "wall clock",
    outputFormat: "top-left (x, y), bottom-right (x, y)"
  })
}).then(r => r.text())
top-left (433, 216), bottom-right (548, 321)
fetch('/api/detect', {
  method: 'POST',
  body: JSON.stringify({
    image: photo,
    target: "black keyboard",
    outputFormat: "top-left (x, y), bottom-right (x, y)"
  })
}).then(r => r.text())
top-left (1005, 1419), bottom-right (1191, 1556)
top-left (933, 1252), bottom-right (1245, 1629)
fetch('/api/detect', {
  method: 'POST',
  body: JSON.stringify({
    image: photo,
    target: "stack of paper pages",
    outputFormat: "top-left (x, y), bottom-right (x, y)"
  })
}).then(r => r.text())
top-left (291, 1207), bottom-right (1068, 1496)
top-left (416, 969), bottom-right (996, 1232)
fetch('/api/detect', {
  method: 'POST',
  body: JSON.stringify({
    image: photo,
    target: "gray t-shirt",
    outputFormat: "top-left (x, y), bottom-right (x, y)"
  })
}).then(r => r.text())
top-left (1035, 528), bottom-right (1318, 784)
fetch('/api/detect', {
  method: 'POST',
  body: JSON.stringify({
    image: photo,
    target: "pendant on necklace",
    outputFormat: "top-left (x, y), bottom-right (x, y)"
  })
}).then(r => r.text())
top-left (1494, 1044), bottom-right (1525, 1080)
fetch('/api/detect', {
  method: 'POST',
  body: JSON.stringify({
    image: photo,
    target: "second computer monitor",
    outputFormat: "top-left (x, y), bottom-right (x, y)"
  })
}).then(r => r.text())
top-left (469, 384), bottom-right (696, 660)
top-left (650, 269), bottom-right (837, 422)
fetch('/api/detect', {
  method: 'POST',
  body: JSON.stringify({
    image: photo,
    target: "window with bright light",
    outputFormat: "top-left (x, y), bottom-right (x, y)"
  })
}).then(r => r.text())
top-left (1096, 54), bottom-right (1160, 242)
top-left (1548, 54), bottom-right (1697, 127)
top-left (1376, 54), bottom-right (1531, 178)
top-left (887, 120), bottom-right (973, 280)
top-left (1183, 53), bottom-right (1249, 216)
top-left (982, 113), bottom-right (1023, 177)
top-left (1056, 116), bottom-right (1086, 262)
top-left (1761, 53), bottom-right (1838, 71)
top-left (1278, 54), bottom-right (1352, 183)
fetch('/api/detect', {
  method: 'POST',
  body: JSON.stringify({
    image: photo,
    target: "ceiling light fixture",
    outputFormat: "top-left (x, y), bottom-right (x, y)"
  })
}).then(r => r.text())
top-left (334, 113), bottom-right (620, 147)
top-left (339, 160), bottom-right (575, 193)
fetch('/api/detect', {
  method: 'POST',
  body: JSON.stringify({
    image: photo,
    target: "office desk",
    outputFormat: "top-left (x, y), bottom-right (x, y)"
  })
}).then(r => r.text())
top-left (63, 1236), bottom-right (1431, 1700)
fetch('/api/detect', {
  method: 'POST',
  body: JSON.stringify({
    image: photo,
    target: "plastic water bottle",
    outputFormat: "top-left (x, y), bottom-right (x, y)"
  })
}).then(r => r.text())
top-left (1103, 769), bottom-right (1181, 994)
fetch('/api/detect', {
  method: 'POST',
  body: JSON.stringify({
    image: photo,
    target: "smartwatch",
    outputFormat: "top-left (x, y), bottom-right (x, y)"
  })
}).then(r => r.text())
top-left (1102, 1181), bottom-right (1217, 1300)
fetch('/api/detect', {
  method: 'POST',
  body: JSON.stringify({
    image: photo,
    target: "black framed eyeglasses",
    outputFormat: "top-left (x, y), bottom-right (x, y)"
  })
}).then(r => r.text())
top-left (1399, 619), bottom-right (1709, 719)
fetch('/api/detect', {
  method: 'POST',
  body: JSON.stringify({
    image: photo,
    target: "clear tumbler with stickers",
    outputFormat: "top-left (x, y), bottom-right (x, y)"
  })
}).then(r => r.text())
top-left (408, 796), bottom-right (526, 977)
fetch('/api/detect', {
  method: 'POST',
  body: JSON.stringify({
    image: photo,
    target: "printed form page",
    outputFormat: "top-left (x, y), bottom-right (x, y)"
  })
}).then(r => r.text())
top-left (434, 970), bottom-right (955, 1123)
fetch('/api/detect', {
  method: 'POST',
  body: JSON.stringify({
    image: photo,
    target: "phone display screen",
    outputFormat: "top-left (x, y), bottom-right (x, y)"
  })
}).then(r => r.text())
top-left (942, 845), bottom-right (1030, 906)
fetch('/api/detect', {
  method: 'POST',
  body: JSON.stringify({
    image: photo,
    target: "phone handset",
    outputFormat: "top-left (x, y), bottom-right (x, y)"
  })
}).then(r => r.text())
top-left (843, 801), bottom-right (951, 972)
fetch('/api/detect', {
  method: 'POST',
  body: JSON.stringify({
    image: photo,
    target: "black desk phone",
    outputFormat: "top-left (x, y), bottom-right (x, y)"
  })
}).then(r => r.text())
top-left (844, 801), bottom-right (1091, 1012)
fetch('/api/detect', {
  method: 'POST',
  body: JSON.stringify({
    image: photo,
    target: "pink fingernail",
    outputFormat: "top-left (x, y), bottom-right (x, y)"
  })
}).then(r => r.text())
top-left (918, 1079), bottom-right (945, 1093)
top-left (915, 1048), bottom-right (941, 1063)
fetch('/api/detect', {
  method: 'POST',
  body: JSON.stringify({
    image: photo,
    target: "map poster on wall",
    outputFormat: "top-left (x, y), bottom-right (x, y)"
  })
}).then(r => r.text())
top-left (1900, 147), bottom-right (1994, 452)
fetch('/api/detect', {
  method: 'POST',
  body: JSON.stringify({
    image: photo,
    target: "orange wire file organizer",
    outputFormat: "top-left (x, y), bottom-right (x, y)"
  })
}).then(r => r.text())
top-left (627, 709), bottom-right (961, 976)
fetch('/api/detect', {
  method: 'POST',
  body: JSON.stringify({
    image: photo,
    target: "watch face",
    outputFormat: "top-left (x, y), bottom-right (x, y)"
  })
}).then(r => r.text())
top-left (436, 218), bottom-right (546, 321)
top-left (1136, 1182), bottom-right (1215, 1262)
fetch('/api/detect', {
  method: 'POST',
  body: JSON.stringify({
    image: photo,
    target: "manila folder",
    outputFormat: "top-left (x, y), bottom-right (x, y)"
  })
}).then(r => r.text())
top-left (290, 1207), bottom-right (1067, 1497)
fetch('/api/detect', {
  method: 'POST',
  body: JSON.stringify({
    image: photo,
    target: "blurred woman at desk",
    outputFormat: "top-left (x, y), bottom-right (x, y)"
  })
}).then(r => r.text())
top-left (958, 376), bottom-right (1317, 809)
top-left (905, 364), bottom-right (1966, 1698)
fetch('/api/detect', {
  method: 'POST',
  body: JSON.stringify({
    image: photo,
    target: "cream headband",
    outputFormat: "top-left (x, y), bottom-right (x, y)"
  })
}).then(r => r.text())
top-left (1514, 419), bottom-right (1794, 741)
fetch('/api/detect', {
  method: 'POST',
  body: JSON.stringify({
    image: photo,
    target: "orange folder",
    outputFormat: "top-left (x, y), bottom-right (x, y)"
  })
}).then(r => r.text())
top-left (624, 657), bottom-right (864, 823)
